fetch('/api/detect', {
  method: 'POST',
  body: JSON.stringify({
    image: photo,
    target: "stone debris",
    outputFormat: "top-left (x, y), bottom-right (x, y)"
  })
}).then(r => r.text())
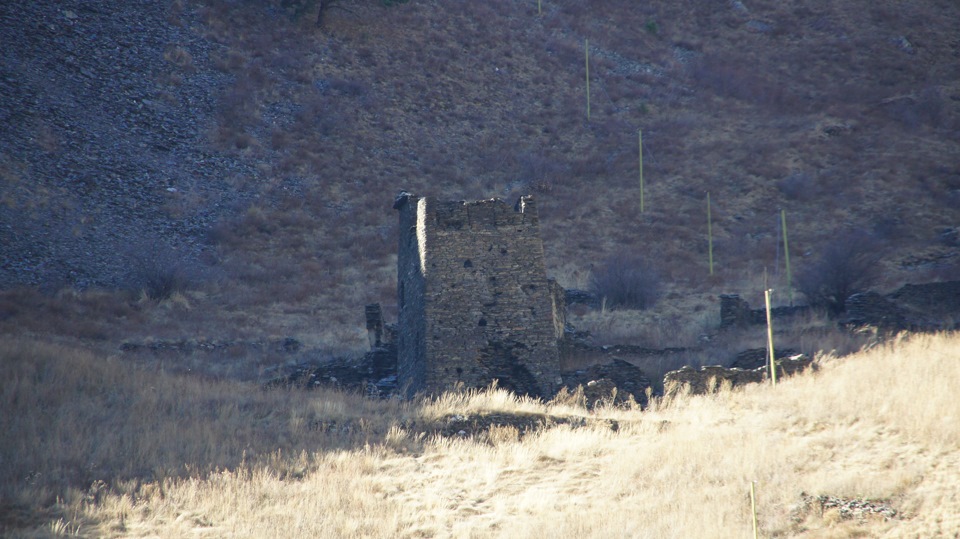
top-left (799, 492), bottom-right (899, 522)
top-left (719, 294), bottom-right (810, 329)
top-left (561, 359), bottom-right (653, 408)
top-left (663, 354), bottom-right (813, 397)
top-left (844, 280), bottom-right (960, 332)
top-left (121, 337), bottom-right (302, 354)
top-left (1, 0), bottom-right (250, 290)
top-left (729, 347), bottom-right (800, 370)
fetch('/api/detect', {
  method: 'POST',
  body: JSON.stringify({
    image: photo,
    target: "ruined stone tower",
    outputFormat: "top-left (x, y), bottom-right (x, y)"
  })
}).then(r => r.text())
top-left (393, 193), bottom-right (563, 398)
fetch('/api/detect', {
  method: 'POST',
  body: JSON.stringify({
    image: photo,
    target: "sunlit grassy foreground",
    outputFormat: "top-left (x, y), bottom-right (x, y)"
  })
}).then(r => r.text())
top-left (2, 333), bottom-right (959, 538)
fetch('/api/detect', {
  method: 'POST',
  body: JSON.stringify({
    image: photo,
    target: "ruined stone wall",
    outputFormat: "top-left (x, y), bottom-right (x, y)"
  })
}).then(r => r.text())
top-left (888, 280), bottom-right (960, 319)
top-left (719, 294), bottom-right (810, 329)
top-left (394, 194), bottom-right (562, 397)
top-left (663, 355), bottom-right (813, 397)
top-left (843, 280), bottom-right (960, 332)
top-left (395, 194), bottom-right (428, 395)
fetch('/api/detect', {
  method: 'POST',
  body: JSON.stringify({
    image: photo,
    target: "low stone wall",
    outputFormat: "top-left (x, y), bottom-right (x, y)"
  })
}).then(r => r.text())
top-left (843, 280), bottom-right (960, 332)
top-left (729, 347), bottom-right (800, 370)
top-left (564, 288), bottom-right (601, 308)
top-left (719, 294), bottom-right (810, 329)
top-left (120, 337), bottom-right (302, 355)
top-left (888, 280), bottom-right (960, 319)
top-left (561, 358), bottom-right (653, 408)
top-left (663, 355), bottom-right (813, 397)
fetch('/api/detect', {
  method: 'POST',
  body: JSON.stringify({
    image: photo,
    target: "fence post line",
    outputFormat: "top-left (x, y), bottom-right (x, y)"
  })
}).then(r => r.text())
top-left (765, 288), bottom-right (777, 385)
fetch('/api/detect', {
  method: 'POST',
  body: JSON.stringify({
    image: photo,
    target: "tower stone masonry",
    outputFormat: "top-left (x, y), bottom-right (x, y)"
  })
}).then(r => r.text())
top-left (393, 192), bottom-right (564, 398)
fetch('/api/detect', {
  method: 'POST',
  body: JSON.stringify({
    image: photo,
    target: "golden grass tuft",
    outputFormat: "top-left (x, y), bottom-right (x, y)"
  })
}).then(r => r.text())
top-left (2, 332), bottom-right (959, 537)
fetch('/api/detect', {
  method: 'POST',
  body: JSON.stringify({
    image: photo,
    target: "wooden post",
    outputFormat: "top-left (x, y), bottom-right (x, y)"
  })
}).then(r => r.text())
top-left (707, 192), bottom-right (714, 275)
top-left (765, 288), bottom-right (777, 385)
top-left (781, 209), bottom-right (793, 306)
top-left (585, 39), bottom-right (591, 121)
top-left (639, 129), bottom-right (644, 213)
top-left (750, 481), bottom-right (759, 539)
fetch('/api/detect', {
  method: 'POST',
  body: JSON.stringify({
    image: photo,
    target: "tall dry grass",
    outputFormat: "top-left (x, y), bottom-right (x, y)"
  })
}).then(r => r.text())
top-left (2, 332), bottom-right (959, 537)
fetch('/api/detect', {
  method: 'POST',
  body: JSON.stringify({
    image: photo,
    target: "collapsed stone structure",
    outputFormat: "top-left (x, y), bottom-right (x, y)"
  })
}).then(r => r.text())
top-left (392, 193), bottom-right (564, 398)
top-left (844, 280), bottom-right (960, 332)
top-left (663, 354), bottom-right (813, 398)
top-left (281, 199), bottom-right (958, 402)
top-left (720, 280), bottom-right (960, 333)
top-left (719, 294), bottom-right (810, 329)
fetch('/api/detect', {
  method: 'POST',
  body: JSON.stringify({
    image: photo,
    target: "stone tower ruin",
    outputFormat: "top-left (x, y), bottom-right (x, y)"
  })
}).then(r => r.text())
top-left (393, 193), bottom-right (564, 398)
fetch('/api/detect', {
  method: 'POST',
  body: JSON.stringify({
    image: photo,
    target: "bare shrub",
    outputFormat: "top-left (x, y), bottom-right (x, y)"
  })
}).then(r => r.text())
top-left (589, 255), bottom-right (661, 310)
top-left (796, 231), bottom-right (881, 315)
top-left (516, 152), bottom-right (564, 194)
top-left (123, 240), bottom-right (203, 301)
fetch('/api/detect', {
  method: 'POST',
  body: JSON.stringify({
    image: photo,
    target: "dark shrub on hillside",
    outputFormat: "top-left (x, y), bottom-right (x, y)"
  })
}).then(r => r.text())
top-left (590, 255), bottom-right (661, 310)
top-left (123, 241), bottom-right (201, 300)
top-left (796, 231), bottom-right (880, 315)
top-left (777, 171), bottom-right (820, 202)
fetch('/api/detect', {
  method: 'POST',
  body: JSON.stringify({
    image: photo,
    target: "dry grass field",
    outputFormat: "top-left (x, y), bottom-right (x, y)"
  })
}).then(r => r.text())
top-left (3, 332), bottom-right (959, 538)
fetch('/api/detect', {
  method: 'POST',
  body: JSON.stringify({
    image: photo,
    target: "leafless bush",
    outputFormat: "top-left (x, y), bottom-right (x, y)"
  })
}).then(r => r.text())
top-left (517, 152), bottom-right (563, 194)
top-left (589, 255), bottom-right (662, 310)
top-left (796, 231), bottom-right (881, 315)
top-left (123, 240), bottom-right (203, 300)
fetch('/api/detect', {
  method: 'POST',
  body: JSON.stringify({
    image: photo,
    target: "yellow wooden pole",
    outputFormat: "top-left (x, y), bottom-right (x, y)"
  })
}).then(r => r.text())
top-left (750, 481), bottom-right (759, 539)
top-left (639, 129), bottom-right (644, 213)
top-left (585, 39), bottom-right (590, 121)
top-left (765, 288), bottom-right (777, 385)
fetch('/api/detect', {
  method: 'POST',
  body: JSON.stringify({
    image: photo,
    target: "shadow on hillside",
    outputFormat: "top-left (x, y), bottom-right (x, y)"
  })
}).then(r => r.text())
top-left (2, 336), bottom-right (637, 535)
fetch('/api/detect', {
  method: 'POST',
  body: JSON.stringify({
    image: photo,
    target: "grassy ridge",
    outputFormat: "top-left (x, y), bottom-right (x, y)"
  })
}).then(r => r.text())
top-left (2, 332), bottom-right (959, 537)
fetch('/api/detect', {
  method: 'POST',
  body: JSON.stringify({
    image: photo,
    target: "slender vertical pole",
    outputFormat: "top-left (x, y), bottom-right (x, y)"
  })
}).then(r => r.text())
top-left (639, 129), bottom-right (644, 213)
top-left (765, 288), bottom-right (777, 385)
top-left (585, 39), bottom-right (591, 121)
top-left (775, 213), bottom-right (781, 280)
top-left (538, 0), bottom-right (541, 15)
top-left (781, 209), bottom-right (793, 306)
top-left (707, 192), bottom-right (714, 275)
top-left (750, 482), bottom-right (759, 539)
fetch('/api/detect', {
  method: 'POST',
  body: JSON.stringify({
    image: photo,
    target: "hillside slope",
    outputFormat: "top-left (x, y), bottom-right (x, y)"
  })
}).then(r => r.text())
top-left (1, 0), bottom-right (959, 352)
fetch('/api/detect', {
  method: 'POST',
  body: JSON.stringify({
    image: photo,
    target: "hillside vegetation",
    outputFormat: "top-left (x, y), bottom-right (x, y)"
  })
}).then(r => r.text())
top-left (2, 332), bottom-right (959, 537)
top-left (1, 0), bottom-right (959, 355)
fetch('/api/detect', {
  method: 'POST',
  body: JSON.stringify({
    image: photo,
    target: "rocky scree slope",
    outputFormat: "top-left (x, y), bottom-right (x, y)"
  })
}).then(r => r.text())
top-left (0, 0), bottom-right (256, 290)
